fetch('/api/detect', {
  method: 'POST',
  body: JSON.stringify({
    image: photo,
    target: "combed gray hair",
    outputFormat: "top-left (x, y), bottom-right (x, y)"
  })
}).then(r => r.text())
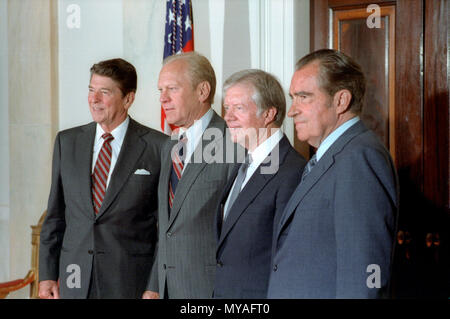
top-left (163, 51), bottom-right (216, 104)
top-left (223, 69), bottom-right (286, 127)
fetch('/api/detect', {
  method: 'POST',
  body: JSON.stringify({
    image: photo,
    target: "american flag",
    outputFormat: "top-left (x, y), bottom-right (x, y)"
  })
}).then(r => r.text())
top-left (161, 0), bottom-right (194, 134)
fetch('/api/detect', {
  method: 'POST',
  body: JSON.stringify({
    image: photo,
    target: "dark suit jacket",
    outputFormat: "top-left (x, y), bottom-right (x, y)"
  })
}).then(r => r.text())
top-left (213, 135), bottom-right (306, 298)
top-left (39, 118), bottom-right (166, 298)
top-left (267, 120), bottom-right (399, 299)
top-left (147, 111), bottom-right (238, 298)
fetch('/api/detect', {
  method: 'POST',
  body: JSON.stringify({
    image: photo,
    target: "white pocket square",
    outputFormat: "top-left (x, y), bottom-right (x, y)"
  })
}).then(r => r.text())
top-left (134, 169), bottom-right (151, 175)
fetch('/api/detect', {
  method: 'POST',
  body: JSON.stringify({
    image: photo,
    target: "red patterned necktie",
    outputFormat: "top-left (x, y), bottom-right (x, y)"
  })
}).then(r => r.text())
top-left (168, 134), bottom-right (187, 210)
top-left (92, 133), bottom-right (114, 214)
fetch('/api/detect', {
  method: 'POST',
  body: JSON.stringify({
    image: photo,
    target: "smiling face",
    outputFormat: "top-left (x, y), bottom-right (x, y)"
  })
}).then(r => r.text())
top-left (88, 74), bottom-right (134, 132)
top-left (223, 83), bottom-right (272, 150)
top-left (287, 62), bottom-right (341, 148)
top-left (158, 59), bottom-right (210, 129)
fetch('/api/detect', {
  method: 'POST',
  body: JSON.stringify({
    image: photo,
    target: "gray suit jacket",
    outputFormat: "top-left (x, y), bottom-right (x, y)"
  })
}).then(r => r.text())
top-left (267, 120), bottom-right (399, 298)
top-left (214, 135), bottom-right (306, 298)
top-left (39, 118), bottom-right (166, 298)
top-left (147, 111), bottom-right (237, 298)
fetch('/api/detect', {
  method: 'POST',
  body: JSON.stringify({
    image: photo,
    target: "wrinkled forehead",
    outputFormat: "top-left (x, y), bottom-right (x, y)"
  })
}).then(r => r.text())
top-left (159, 59), bottom-right (191, 83)
top-left (290, 63), bottom-right (321, 92)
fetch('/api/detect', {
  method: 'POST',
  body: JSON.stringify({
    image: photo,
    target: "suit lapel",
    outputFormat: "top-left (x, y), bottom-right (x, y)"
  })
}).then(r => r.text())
top-left (276, 153), bottom-right (334, 234)
top-left (276, 121), bottom-right (368, 236)
top-left (75, 122), bottom-right (96, 219)
top-left (168, 112), bottom-right (226, 228)
top-left (218, 136), bottom-right (291, 248)
top-left (161, 139), bottom-right (176, 223)
top-left (96, 118), bottom-right (146, 219)
top-left (215, 164), bottom-right (240, 242)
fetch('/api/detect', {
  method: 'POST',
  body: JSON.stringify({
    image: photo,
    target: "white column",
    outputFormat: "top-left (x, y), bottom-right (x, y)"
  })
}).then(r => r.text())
top-left (248, 0), bottom-right (309, 144)
top-left (8, 0), bottom-right (57, 298)
top-left (0, 0), bottom-right (10, 283)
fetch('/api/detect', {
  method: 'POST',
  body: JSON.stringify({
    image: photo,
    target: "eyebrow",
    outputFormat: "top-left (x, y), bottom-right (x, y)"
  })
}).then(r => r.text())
top-left (289, 91), bottom-right (313, 99)
top-left (88, 85), bottom-right (111, 92)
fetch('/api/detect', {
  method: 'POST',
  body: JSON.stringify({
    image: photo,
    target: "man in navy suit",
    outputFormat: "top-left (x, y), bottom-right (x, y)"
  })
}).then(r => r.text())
top-left (213, 69), bottom-right (306, 298)
top-left (267, 49), bottom-right (399, 298)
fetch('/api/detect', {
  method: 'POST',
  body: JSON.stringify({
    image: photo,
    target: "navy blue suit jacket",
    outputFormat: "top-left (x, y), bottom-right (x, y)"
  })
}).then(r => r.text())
top-left (213, 135), bottom-right (306, 298)
top-left (267, 121), bottom-right (399, 299)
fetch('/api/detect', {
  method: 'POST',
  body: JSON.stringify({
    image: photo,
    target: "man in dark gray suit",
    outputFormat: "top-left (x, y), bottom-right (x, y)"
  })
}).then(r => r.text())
top-left (144, 52), bottom-right (236, 299)
top-left (268, 49), bottom-right (399, 298)
top-left (39, 58), bottom-right (166, 299)
top-left (213, 70), bottom-right (306, 298)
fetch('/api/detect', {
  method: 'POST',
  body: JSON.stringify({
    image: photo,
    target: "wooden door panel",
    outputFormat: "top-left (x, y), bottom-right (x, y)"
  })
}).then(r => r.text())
top-left (332, 5), bottom-right (396, 158)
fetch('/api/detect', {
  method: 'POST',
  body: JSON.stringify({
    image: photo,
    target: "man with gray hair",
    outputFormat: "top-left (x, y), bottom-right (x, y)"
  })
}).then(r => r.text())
top-left (213, 69), bottom-right (306, 298)
top-left (144, 52), bottom-right (237, 299)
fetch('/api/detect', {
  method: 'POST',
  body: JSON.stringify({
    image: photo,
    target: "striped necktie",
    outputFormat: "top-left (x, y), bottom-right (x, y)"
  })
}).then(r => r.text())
top-left (301, 154), bottom-right (317, 182)
top-left (168, 134), bottom-right (187, 210)
top-left (92, 133), bottom-right (114, 214)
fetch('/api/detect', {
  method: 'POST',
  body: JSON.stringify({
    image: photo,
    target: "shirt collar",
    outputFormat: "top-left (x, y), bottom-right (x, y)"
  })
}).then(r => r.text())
top-left (95, 116), bottom-right (130, 145)
top-left (248, 128), bottom-right (283, 167)
top-left (178, 108), bottom-right (213, 143)
top-left (316, 116), bottom-right (360, 161)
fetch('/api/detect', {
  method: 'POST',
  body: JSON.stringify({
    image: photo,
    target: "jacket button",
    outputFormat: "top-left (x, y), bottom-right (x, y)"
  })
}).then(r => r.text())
top-left (273, 264), bottom-right (278, 272)
top-left (163, 264), bottom-right (167, 269)
top-left (167, 232), bottom-right (172, 237)
top-left (88, 250), bottom-right (94, 255)
top-left (217, 261), bottom-right (223, 267)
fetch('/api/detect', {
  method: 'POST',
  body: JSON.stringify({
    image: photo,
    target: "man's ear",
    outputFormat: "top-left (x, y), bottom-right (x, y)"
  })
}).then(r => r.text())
top-left (263, 107), bottom-right (278, 126)
top-left (333, 89), bottom-right (352, 115)
top-left (123, 91), bottom-right (135, 110)
top-left (197, 81), bottom-right (211, 103)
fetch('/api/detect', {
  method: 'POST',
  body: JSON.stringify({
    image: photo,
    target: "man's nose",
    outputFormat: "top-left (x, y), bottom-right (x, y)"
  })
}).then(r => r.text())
top-left (160, 90), bottom-right (169, 103)
top-left (224, 108), bottom-right (235, 122)
top-left (287, 103), bottom-right (297, 117)
top-left (89, 91), bottom-right (101, 103)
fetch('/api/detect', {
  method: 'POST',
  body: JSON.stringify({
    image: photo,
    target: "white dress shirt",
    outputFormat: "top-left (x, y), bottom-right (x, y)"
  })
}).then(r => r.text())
top-left (176, 108), bottom-right (214, 172)
top-left (91, 116), bottom-right (130, 188)
top-left (223, 128), bottom-right (284, 214)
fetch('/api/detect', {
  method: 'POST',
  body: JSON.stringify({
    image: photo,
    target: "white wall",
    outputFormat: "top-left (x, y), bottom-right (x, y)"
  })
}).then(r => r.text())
top-left (58, 0), bottom-right (124, 131)
top-left (0, 0), bottom-right (10, 283)
top-left (123, 0), bottom-right (165, 130)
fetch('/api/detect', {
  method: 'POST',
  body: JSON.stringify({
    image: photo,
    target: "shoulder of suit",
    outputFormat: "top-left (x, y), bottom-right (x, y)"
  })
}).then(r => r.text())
top-left (286, 147), bottom-right (307, 166)
top-left (333, 129), bottom-right (393, 174)
top-left (275, 137), bottom-right (307, 167)
top-left (56, 121), bottom-right (95, 140)
top-left (208, 110), bottom-right (227, 131)
top-left (129, 118), bottom-right (168, 145)
top-left (343, 126), bottom-right (387, 155)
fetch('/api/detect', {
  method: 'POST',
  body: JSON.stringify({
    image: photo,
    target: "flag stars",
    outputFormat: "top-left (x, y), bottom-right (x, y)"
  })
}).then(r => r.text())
top-left (185, 16), bottom-right (191, 31)
top-left (168, 10), bottom-right (175, 24)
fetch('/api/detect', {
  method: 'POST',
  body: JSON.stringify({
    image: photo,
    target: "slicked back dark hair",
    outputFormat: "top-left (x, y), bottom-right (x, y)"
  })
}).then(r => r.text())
top-left (296, 49), bottom-right (366, 114)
